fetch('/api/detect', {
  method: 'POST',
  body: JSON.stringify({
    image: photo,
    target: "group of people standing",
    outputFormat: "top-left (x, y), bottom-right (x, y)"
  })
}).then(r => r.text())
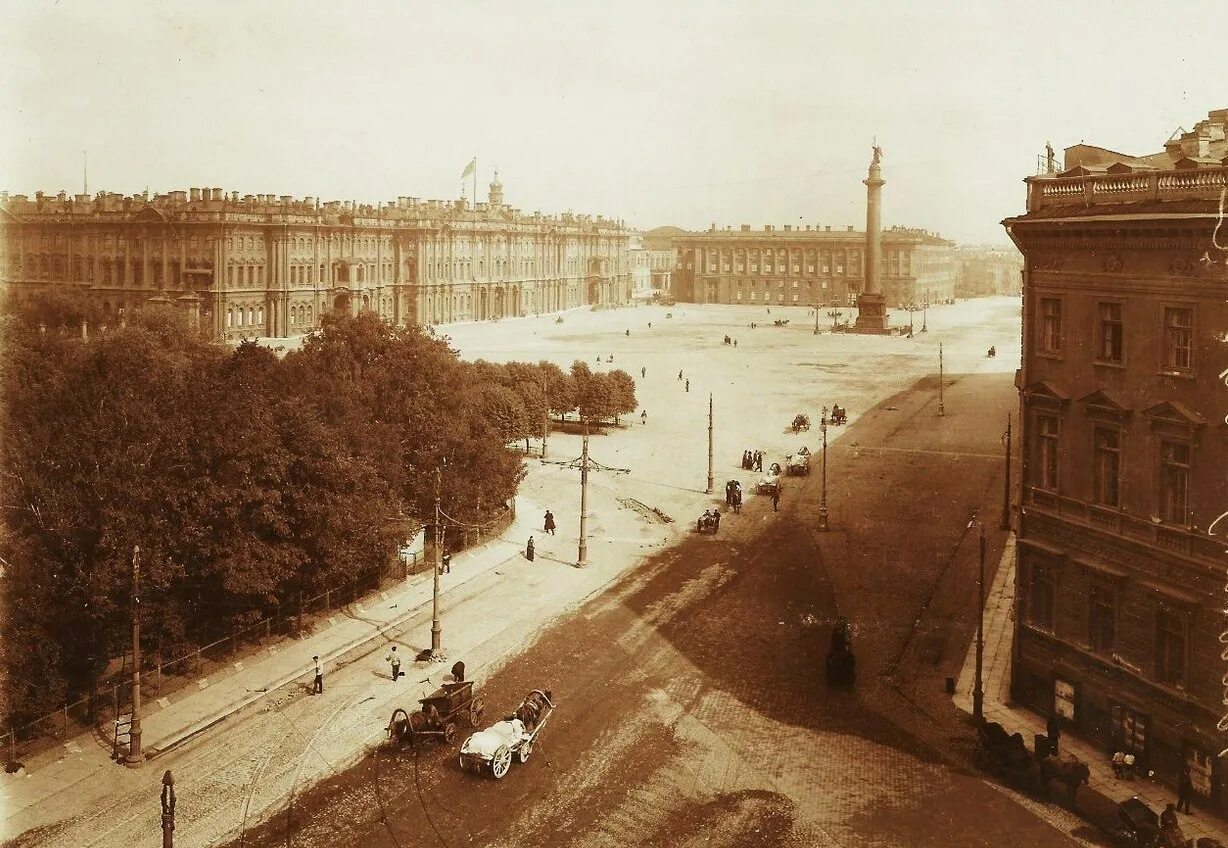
top-left (741, 450), bottom-right (765, 472)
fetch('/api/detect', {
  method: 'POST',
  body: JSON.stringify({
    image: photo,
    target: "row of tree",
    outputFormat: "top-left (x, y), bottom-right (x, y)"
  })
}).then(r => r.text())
top-left (0, 297), bottom-right (636, 724)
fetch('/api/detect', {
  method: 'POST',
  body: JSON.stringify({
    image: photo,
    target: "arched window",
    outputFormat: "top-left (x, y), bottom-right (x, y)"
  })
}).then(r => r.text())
top-left (306, 305), bottom-right (313, 323)
top-left (257, 306), bottom-right (264, 325)
top-left (227, 307), bottom-right (234, 328)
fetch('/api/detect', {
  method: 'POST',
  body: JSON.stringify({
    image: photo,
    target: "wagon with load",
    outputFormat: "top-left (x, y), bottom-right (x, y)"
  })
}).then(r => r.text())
top-left (460, 689), bottom-right (556, 779)
top-left (388, 680), bottom-right (485, 747)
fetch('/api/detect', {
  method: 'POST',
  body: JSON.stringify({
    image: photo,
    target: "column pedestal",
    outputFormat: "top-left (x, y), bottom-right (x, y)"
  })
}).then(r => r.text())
top-left (852, 292), bottom-right (891, 334)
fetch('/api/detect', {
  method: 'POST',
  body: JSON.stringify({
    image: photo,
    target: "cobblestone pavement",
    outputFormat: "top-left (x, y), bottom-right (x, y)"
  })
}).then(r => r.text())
top-left (225, 348), bottom-right (1094, 847)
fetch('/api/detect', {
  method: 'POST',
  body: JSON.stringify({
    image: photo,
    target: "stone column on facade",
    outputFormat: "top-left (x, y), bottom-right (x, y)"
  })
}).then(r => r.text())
top-left (161, 233), bottom-right (169, 291)
top-left (141, 229), bottom-right (150, 289)
top-left (853, 144), bottom-right (890, 333)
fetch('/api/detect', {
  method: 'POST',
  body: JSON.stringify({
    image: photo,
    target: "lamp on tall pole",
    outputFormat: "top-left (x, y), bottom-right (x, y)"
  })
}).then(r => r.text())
top-left (938, 341), bottom-right (945, 417)
top-left (1001, 416), bottom-right (1012, 530)
top-left (921, 294), bottom-right (929, 333)
top-left (819, 407), bottom-right (830, 532)
top-left (161, 770), bottom-right (176, 848)
top-left (125, 545), bottom-right (144, 767)
top-left (827, 306), bottom-right (844, 331)
top-left (706, 393), bottom-right (714, 494)
top-left (967, 512), bottom-right (986, 723)
top-left (430, 466), bottom-right (443, 656)
top-left (578, 421), bottom-right (589, 566)
top-left (812, 302), bottom-right (820, 335)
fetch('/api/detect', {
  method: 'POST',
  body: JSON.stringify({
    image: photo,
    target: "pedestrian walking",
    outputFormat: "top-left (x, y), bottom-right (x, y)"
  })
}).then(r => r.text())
top-left (678, 370), bottom-right (683, 381)
top-left (441, 550), bottom-right (452, 573)
top-left (526, 536), bottom-right (535, 562)
top-left (641, 410), bottom-right (647, 425)
top-left (641, 366), bottom-right (646, 378)
top-left (1047, 712), bottom-right (1061, 756)
top-left (1178, 764), bottom-right (1195, 813)
top-left (451, 660), bottom-right (466, 683)
top-left (544, 510), bottom-right (556, 535)
top-left (771, 487), bottom-right (780, 512)
top-left (625, 329), bottom-right (630, 336)
top-left (312, 656), bottom-right (324, 694)
top-left (685, 379), bottom-right (690, 392)
top-left (755, 451), bottom-right (764, 473)
top-left (734, 339), bottom-right (738, 347)
top-left (386, 646), bottom-right (402, 681)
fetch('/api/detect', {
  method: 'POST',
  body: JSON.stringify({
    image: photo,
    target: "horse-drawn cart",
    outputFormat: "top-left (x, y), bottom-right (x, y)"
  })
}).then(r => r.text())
top-left (974, 721), bottom-right (1040, 791)
top-left (791, 413), bottom-right (810, 433)
top-left (786, 451), bottom-right (811, 476)
top-left (757, 463), bottom-right (783, 495)
top-left (460, 689), bottom-right (556, 779)
top-left (388, 680), bottom-right (485, 747)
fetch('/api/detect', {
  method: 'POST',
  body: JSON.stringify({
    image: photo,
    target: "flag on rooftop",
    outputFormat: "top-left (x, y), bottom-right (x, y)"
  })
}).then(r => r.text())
top-left (461, 157), bottom-right (476, 180)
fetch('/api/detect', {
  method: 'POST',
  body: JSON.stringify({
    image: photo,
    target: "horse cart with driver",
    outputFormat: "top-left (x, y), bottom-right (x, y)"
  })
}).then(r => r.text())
top-left (786, 449), bottom-right (811, 477)
top-left (757, 463), bottom-right (783, 495)
top-left (460, 689), bottom-right (556, 779)
top-left (697, 510), bottom-right (721, 534)
top-left (388, 680), bottom-right (485, 747)
top-left (791, 413), bottom-right (810, 433)
top-left (973, 721), bottom-right (1040, 791)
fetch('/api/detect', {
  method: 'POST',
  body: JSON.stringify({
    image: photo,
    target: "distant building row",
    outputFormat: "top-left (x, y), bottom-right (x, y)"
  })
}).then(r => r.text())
top-left (665, 222), bottom-right (956, 309)
top-left (0, 174), bottom-right (635, 340)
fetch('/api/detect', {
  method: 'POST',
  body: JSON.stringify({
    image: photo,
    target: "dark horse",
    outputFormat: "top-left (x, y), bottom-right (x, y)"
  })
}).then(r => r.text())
top-left (1040, 753), bottom-right (1090, 801)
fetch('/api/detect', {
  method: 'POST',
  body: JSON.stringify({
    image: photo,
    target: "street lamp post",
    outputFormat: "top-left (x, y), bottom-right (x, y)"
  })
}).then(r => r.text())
top-left (921, 295), bottom-right (929, 333)
top-left (125, 545), bottom-right (143, 767)
top-left (578, 421), bottom-right (589, 567)
top-left (819, 407), bottom-right (830, 532)
top-left (968, 513), bottom-right (987, 723)
top-left (813, 302), bottom-right (820, 335)
top-left (706, 393), bottom-right (714, 494)
top-left (431, 467), bottom-right (443, 655)
top-left (827, 306), bottom-right (844, 331)
top-left (161, 771), bottom-right (176, 848)
top-left (1001, 416), bottom-right (1012, 530)
top-left (938, 341), bottom-right (945, 417)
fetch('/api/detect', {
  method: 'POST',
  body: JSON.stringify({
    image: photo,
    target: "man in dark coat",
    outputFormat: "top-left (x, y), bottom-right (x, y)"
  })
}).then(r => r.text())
top-left (1047, 712), bottom-right (1061, 755)
top-left (1177, 764), bottom-right (1195, 813)
top-left (771, 486), bottom-right (780, 512)
top-left (544, 510), bottom-right (556, 535)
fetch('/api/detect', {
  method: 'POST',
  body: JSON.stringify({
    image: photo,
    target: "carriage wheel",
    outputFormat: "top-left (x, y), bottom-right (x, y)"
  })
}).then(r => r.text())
top-left (469, 696), bottom-right (485, 726)
top-left (516, 739), bottom-right (533, 764)
top-left (388, 708), bottom-right (410, 745)
top-left (458, 754), bottom-right (469, 773)
top-left (491, 745), bottom-right (512, 779)
top-left (443, 722), bottom-right (456, 744)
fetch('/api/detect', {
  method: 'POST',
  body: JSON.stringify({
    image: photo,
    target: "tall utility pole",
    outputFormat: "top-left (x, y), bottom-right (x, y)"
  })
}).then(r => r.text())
top-left (1001, 417), bottom-right (1012, 530)
top-left (938, 342), bottom-right (945, 417)
top-left (540, 373), bottom-right (549, 460)
top-left (812, 303), bottom-right (820, 335)
top-left (706, 393), bottom-right (714, 494)
top-left (161, 771), bottom-right (176, 848)
top-left (431, 467), bottom-right (442, 656)
top-left (578, 422), bottom-right (589, 567)
top-left (971, 515), bottom-right (987, 722)
top-left (819, 407), bottom-right (830, 531)
top-left (125, 545), bottom-right (143, 767)
top-left (921, 295), bottom-right (929, 333)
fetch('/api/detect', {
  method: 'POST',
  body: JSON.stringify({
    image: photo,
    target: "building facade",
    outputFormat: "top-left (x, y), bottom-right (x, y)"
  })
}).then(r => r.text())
top-left (1005, 108), bottom-right (1228, 808)
top-left (628, 233), bottom-right (652, 298)
top-left (670, 223), bottom-right (954, 309)
top-left (0, 174), bottom-right (634, 340)
top-left (954, 245), bottom-right (1024, 298)
top-left (643, 226), bottom-right (682, 293)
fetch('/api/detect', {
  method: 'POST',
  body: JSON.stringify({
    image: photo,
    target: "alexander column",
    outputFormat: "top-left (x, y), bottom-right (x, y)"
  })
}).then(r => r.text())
top-left (853, 143), bottom-right (891, 333)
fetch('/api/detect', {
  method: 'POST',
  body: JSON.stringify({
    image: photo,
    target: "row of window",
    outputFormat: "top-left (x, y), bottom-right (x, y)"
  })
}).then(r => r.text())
top-left (1038, 298), bottom-right (1194, 373)
top-left (1033, 417), bottom-right (1190, 523)
top-left (1030, 565), bottom-right (1189, 688)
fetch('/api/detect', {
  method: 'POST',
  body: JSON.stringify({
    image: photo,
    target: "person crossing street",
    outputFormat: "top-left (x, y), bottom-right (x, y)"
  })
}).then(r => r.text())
top-left (386, 646), bottom-right (402, 681)
top-left (311, 656), bottom-right (324, 694)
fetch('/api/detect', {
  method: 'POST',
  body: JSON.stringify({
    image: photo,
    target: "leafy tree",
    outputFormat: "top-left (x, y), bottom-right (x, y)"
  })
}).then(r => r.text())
top-left (605, 370), bottom-right (638, 425)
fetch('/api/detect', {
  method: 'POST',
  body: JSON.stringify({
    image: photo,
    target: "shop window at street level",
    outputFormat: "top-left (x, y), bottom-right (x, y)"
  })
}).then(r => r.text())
top-left (1097, 302), bottom-right (1124, 364)
top-left (1159, 441), bottom-right (1191, 525)
top-left (1093, 428), bottom-right (1122, 508)
top-left (1156, 607), bottom-right (1188, 688)
top-left (1162, 307), bottom-right (1193, 373)
top-left (1054, 678), bottom-right (1076, 721)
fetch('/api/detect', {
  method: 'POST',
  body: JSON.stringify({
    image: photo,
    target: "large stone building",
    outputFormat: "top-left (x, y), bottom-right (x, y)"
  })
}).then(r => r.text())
top-left (669, 222), bottom-right (954, 309)
top-left (1005, 108), bottom-right (1228, 808)
top-left (0, 173), bottom-right (634, 340)
top-left (954, 245), bottom-right (1023, 298)
top-left (643, 225), bottom-right (683, 293)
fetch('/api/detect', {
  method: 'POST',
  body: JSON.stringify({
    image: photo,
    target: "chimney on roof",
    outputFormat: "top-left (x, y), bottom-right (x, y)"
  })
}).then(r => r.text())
top-left (280, 195), bottom-right (292, 204)
top-left (740, 224), bottom-right (751, 232)
top-left (784, 225), bottom-right (792, 232)
top-left (847, 225), bottom-right (854, 232)
top-left (211, 188), bottom-right (223, 201)
top-left (825, 226), bottom-right (831, 232)
top-left (710, 223), bottom-right (716, 231)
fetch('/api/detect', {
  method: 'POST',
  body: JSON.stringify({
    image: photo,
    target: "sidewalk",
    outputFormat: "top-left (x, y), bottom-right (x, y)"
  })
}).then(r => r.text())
top-left (954, 534), bottom-right (1228, 846)
top-left (0, 494), bottom-right (543, 831)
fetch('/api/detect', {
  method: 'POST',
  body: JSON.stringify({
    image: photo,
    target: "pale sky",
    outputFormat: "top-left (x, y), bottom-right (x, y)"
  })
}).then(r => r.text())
top-left (1, 0), bottom-right (1224, 244)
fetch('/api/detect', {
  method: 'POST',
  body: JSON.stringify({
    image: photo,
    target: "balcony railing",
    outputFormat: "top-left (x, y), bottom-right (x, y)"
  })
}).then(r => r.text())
top-left (1024, 487), bottom-right (1219, 564)
top-left (1026, 166), bottom-right (1228, 212)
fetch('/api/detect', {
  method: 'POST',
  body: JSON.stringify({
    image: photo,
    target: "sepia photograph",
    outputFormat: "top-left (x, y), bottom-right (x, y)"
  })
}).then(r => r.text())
top-left (0, 2), bottom-right (1225, 846)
